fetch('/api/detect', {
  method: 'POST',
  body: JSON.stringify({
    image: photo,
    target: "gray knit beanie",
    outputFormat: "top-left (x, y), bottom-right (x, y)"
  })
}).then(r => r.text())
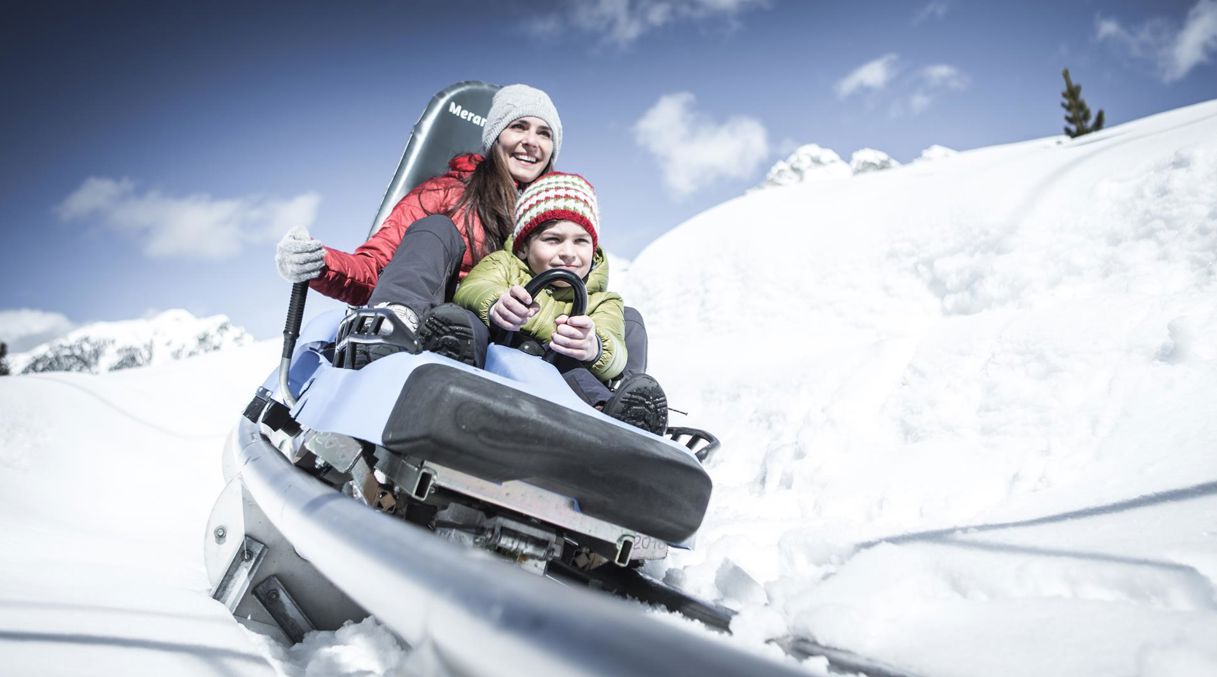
top-left (481, 84), bottom-right (563, 164)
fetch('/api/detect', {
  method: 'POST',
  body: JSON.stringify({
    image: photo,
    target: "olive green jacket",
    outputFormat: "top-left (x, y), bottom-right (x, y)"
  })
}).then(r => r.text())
top-left (454, 237), bottom-right (627, 381)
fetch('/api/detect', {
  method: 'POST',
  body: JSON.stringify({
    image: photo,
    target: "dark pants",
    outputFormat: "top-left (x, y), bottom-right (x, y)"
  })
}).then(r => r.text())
top-left (436, 304), bottom-right (613, 407)
top-left (562, 368), bottom-right (613, 407)
top-left (368, 215), bottom-right (468, 319)
top-left (367, 214), bottom-right (649, 377)
top-left (622, 306), bottom-right (647, 377)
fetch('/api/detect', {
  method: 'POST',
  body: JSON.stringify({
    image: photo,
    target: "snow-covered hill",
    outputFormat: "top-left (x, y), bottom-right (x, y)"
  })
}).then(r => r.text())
top-left (8, 309), bottom-right (252, 375)
top-left (1, 99), bottom-right (1216, 677)
top-left (620, 99), bottom-right (1217, 676)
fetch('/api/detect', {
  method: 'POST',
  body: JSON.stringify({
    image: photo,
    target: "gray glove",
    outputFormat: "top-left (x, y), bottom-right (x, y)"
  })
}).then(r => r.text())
top-left (276, 227), bottom-right (326, 283)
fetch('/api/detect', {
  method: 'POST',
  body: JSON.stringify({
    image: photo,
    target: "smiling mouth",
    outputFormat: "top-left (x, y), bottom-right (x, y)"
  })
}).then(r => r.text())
top-left (511, 152), bottom-right (540, 165)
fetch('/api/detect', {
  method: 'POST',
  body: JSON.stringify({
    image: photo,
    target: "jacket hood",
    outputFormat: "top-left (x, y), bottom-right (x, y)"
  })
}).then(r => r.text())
top-left (448, 153), bottom-right (484, 178)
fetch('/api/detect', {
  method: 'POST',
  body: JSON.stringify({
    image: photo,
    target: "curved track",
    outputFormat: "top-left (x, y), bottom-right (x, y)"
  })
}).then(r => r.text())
top-left (228, 416), bottom-right (923, 676)
top-left (228, 417), bottom-right (819, 676)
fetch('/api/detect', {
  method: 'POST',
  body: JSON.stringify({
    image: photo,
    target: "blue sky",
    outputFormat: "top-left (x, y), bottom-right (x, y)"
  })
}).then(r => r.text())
top-left (1, 0), bottom-right (1214, 344)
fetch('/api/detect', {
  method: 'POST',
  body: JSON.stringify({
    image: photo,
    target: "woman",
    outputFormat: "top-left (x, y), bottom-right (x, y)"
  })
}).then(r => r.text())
top-left (275, 83), bottom-right (561, 329)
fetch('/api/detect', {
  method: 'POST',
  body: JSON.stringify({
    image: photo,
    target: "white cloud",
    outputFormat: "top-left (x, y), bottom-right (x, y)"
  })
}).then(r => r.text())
top-left (909, 92), bottom-right (934, 115)
top-left (1096, 0), bottom-right (1217, 82)
top-left (836, 54), bottom-right (900, 99)
top-left (1169, 0), bottom-right (1217, 80)
top-left (57, 176), bottom-right (135, 220)
top-left (900, 63), bottom-right (971, 115)
top-left (841, 58), bottom-right (968, 117)
top-left (56, 177), bottom-right (320, 260)
top-left (912, 1), bottom-right (950, 25)
top-left (633, 92), bottom-right (769, 197)
top-left (920, 64), bottom-right (970, 90)
top-left (534, 0), bottom-right (768, 47)
top-left (1095, 17), bottom-right (1129, 42)
top-left (1094, 15), bottom-right (1175, 63)
top-left (0, 309), bottom-right (75, 352)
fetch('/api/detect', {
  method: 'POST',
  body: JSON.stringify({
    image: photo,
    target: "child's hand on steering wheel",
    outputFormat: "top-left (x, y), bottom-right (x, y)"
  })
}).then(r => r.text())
top-left (549, 315), bottom-right (597, 362)
top-left (490, 285), bottom-right (539, 331)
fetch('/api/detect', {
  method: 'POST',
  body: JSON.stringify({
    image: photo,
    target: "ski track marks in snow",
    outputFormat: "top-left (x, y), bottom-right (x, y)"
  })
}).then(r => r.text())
top-left (0, 341), bottom-right (287, 677)
top-left (24, 372), bottom-right (221, 439)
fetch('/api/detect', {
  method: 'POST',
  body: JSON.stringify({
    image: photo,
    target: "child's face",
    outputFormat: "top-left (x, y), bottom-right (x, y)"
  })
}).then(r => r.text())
top-left (522, 220), bottom-right (594, 284)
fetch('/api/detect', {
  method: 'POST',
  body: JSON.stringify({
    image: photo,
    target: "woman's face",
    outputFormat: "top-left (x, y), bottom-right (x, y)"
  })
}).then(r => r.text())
top-left (495, 116), bottom-right (554, 184)
top-left (522, 220), bottom-right (593, 284)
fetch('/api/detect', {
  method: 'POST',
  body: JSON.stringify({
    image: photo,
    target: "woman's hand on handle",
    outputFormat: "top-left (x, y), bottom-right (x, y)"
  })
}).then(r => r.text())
top-left (489, 285), bottom-right (539, 331)
top-left (275, 227), bottom-right (326, 283)
top-left (549, 315), bottom-right (597, 362)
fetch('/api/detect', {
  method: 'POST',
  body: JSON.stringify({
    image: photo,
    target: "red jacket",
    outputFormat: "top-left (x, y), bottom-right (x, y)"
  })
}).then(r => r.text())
top-left (310, 153), bottom-right (489, 305)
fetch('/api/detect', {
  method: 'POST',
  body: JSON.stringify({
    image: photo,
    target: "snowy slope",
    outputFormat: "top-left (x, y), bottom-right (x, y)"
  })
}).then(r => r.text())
top-left (619, 100), bottom-right (1217, 676)
top-left (0, 341), bottom-right (284, 676)
top-left (1, 99), bottom-right (1215, 677)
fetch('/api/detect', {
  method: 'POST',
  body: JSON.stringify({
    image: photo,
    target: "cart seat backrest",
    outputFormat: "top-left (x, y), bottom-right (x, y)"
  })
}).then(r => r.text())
top-left (367, 81), bottom-right (501, 238)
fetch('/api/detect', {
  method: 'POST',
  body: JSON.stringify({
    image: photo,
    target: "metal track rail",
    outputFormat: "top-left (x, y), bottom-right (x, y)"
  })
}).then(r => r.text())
top-left (230, 416), bottom-right (813, 677)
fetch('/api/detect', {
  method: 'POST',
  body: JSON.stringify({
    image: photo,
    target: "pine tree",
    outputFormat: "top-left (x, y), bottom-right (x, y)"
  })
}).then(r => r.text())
top-left (0, 342), bottom-right (9, 376)
top-left (1061, 68), bottom-right (1105, 138)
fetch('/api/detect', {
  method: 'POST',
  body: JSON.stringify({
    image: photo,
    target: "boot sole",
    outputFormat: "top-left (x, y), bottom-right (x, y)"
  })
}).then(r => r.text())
top-left (419, 312), bottom-right (478, 366)
top-left (607, 385), bottom-right (668, 435)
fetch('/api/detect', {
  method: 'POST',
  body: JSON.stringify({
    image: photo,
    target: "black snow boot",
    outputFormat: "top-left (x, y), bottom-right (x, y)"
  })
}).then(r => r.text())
top-left (334, 303), bottom-right (421, 369)
top-left (417, 303), bottom-right (482, 367)
top-left (602, 374), bottom-right (668, 435)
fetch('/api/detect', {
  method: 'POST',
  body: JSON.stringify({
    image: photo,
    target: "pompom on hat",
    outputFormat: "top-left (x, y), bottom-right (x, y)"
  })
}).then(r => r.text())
top-left (482, 84), bottom-right (563, 163)
top-left (512, 172), bottom-right (599, 254)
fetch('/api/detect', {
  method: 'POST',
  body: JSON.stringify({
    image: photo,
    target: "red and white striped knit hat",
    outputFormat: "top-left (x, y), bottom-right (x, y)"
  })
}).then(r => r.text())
top-left (512, 172), bottom-right (600, 254)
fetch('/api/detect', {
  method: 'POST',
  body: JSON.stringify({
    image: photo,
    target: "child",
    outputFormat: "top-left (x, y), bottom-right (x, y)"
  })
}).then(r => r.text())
top-left (419, 172), bottom-right (668, 435)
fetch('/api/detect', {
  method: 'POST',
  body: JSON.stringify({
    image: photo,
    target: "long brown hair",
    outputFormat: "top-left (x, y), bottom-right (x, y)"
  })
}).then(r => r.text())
top-left (452, 143), bottom-right (553, 261)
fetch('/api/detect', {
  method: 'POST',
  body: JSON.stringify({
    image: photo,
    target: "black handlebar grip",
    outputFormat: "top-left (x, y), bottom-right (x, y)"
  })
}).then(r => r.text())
top-left (522, 269), bottom-right (587, 364)
top-left (497, 269), bottom-right (589, 364)
top-left (282, 281), bottom-right (308, 360)
top-left (523, 268), bottom-right (588, 317)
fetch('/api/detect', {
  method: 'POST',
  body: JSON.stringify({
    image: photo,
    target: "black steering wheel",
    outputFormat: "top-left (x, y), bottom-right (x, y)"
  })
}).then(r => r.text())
top-left (495, 268), bottom-right (587, 364)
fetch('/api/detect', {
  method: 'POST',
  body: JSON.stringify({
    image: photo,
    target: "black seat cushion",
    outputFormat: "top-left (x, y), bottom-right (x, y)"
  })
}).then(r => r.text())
top-left (381, 364), bottom-right (712, 542)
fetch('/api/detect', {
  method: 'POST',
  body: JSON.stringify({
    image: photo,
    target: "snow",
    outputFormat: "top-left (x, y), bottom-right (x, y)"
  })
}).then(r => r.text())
top-left (915, 144), bottom-right (958, 162)
top-left (619, 98), bottom-right (1217, 676)
top-left (2, 98), bottom-right (1216, 676)
top-left (7, 309), bottom-right (252, 375)
top-left (258, 617), bottom-right (419, 676)
top-left (0, 341), bottom-right (283, 675)
top-left (758, 143), bottom-right (905, 190)
top-left (848, 148), bottom-right (901, 174)
top-left (603, 250), bottom-right (632, 279)
top-left (760, 144), bottom-right (852, 188)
